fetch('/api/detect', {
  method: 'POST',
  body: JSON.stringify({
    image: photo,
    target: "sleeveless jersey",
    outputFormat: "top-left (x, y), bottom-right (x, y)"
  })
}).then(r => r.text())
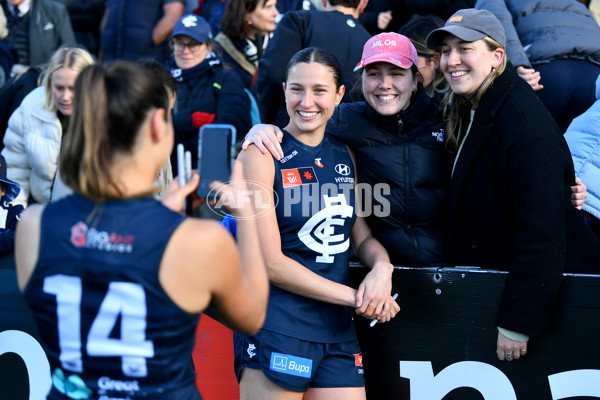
top-left (24, 194), bottom-right (201, 400)
top-left (263, 130), bottom-right (357, 342)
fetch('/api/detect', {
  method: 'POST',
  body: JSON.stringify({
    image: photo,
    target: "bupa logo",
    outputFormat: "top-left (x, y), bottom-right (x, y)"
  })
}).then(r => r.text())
top-left (335, 164), bottom-right (351, 176)
top-left (270, 352), bottom-right (312, 378)
top-left (372, 39), bottom-right (397, 48)
top-left (181, 15), bottom-right (198, 27)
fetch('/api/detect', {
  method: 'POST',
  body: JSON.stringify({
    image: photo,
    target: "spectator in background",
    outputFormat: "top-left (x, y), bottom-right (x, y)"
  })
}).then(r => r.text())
top-left (100, 0), bottom-right (184, 63)
top-left (0, 64), bottom-right (41, 148)
top-left (276, 0), bottom-right (318, 12)
top-left (55, 0), bottom-right (104, 55)
top-left (564, 73), bottom-right (600, 241)
top-left (1, 0), bottom-right (75, 73)
top-left (1, 45), bottom-right (94, 206)
top-left (476, 0), bottom-right (600, 132)
top-left (398, 13), bottom-right (446, 101)
top-left (0, 154), bottom-right (22, 255)
top-left (257, 0), bottom-right (370, 127)
top-left (167, 14), bottom-right (250, 175)
top-left (0, 6), bottom-right (15, 86)
top-left (215, 0), bottom-right (279, 96)
top-left (359, 0), bottom-right (475, 35)
top-left (198, 0), bottom-right (227, 35)
top-left (426, 8), bottom-right (600, 362)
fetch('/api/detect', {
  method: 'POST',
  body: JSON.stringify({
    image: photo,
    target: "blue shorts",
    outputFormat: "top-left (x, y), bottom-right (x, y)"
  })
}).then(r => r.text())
top-left (234, 330), bottom-right (365, 392)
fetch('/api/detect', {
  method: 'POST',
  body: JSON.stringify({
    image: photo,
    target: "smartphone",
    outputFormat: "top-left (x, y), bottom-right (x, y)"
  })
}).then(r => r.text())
top-left (197, 124), bottom-right (237, 200)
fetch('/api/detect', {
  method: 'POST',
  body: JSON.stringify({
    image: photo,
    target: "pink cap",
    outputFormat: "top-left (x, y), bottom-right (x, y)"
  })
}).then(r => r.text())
top-left (354, 32), bottom-right (419, 72)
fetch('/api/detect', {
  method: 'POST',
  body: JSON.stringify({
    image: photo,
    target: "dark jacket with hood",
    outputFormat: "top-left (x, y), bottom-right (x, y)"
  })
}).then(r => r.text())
top-left (168, 53), bottom-right (250, 173)
top-left (328, 86), bottom-right (448, 267)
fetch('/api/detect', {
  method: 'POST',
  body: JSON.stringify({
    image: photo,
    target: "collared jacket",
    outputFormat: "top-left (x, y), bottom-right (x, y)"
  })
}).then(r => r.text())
top-left (327, 86), bottom-right (449, 267)
top-left (1, 0), bottom-right (75, 66)
top-left (447, 64), bottom-right (600, 336)
top-left (475, 0), bottom-right (600, 67)
top-left (168, 54), bottom-right (251, 171)
top-left (564, 74), bottom-right (600, 221)
top-left (2, 86), bottom-right (60, 206)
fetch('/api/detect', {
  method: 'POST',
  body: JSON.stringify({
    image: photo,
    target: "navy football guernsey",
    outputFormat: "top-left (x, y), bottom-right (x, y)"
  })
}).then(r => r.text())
top-left (24, 194), bottom-right (202, 400)
top-left (263, 130), bottom-right (357, 343)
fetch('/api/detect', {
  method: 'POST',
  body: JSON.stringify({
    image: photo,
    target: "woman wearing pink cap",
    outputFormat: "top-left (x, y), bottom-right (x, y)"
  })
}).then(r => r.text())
top-left (243, 32), bottom-right (449, 268)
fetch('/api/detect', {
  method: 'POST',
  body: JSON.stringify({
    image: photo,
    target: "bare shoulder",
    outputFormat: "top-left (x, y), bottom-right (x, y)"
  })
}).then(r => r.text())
top-left (159, 217), bottom-right (239, 313)
top-left (237, 143), bottom-right (273, 162)
top-left (15, 204), bottom-right (45, 291)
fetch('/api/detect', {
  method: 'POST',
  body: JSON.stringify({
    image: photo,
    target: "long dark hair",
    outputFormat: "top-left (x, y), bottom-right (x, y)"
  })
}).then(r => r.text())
top-left (285, 47), bottom-right (343, 91)
top-left (221, 0), bottom-right (267, 40)
top-left (60, 61), bottom-right (169, 201)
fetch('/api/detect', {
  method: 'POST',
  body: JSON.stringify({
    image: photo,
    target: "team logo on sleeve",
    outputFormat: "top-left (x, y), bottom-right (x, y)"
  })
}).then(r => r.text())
top-left (281, 167), bottom-right (318, 188)
top-left (298, 194), bottom-right (353, 263)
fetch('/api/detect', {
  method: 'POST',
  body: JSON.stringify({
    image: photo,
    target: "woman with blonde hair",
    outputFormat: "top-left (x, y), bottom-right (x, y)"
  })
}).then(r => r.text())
top-left (1, 44), bottom-right (94, 206)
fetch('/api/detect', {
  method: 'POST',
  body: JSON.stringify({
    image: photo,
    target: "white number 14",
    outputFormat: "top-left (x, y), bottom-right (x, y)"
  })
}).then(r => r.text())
top-left (43, 274), bottom-right (154, 377)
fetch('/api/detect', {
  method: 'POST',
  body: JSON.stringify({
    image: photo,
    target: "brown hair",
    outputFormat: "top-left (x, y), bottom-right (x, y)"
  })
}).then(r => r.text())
top-left (60, 61), bottom-right (169, 201)
top-left (221, 0), bottom-right (269, 41)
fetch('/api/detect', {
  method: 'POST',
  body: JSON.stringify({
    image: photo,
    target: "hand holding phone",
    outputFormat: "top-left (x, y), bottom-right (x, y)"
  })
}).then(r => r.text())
top-left (197, 124), bottom-right (237, 200)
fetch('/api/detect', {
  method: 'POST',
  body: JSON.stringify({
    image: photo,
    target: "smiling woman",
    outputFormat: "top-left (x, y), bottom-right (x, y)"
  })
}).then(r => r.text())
top-left (215, 0), bottom-right (279, 93)
top-left (235, 47), bottom-right (399, 400)
top-left (1, 45), bottom-right (94, 207)
top-left (426, 8), bottom-right (600, 362)
top-left (243, 33), bottom-right (450, 268)
top-left (166, 14), bottom-right (251, 179)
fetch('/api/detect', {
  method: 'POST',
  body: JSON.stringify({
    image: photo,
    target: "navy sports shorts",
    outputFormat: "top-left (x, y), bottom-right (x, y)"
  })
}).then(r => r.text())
top-left (234, 330), bottom-right (365, 392)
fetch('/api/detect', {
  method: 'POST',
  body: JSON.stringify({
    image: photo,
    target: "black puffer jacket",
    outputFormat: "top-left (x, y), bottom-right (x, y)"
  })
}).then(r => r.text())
top-left (328, 87), bottom-right (448, 266)
top-left (168, 55), bottom-right (251, 173)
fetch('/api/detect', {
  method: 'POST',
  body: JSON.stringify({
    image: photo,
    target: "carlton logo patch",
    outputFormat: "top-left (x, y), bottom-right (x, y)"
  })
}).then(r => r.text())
top-left (449, 16), bottom-right (463, 23)
top-left (181, 15), bottom-right (199, 27)
top-left (281, 167), bottom-right (318, 188)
